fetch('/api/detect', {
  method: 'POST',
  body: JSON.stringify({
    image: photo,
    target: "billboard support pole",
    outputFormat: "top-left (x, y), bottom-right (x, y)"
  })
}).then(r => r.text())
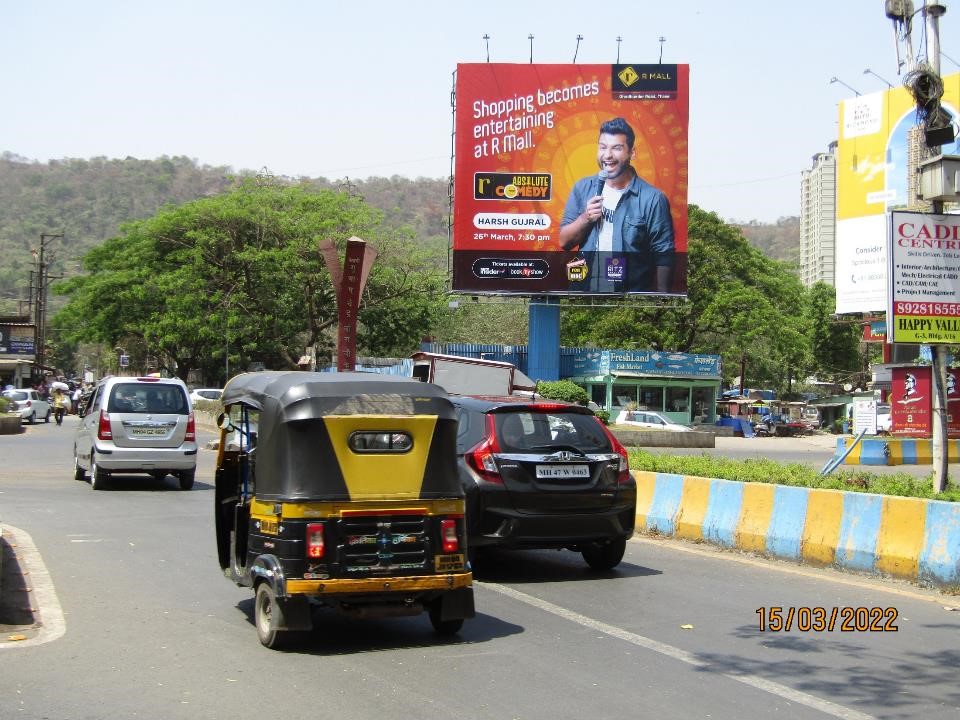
top-left (926, 0), bottom-right (948, 493)
top-left (528, 297), bottom-right (560, 382)
top-left (933, 345), bottom-right (948, 492)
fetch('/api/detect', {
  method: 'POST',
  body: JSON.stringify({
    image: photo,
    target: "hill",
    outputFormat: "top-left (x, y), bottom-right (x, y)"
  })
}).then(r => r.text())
top-left (734, 216), bottom-right (800, 265)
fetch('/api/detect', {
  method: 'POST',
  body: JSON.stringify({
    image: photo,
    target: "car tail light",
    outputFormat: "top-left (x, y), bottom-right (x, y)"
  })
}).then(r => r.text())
top-left (466, 414), bottom-right (503, 484)
top-left (597, 417), bottom-right (631, 484)
top-left (440, 518), bottom-right (459, 553)
top-left (185, 412), bottom-right (196, 442)
top-left (25, 400), bottom-right (32, 407)
top-left (98, 410), bottom-right (112, 440)
top-left (306, 523), bottom-right (325, 559)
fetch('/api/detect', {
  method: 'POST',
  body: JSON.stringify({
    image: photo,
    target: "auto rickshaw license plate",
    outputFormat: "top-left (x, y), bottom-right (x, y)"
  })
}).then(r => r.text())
top-left (435, 554), bottom-right (465, 572)
top-left (536, 464), bottom-right (589, 479)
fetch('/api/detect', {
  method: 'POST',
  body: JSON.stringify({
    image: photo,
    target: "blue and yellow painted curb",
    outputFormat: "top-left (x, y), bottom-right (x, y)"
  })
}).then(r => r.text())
top-left (838, 437), bottom-right (960, 465)
top-left (635, 471), bottom-right (960, 589)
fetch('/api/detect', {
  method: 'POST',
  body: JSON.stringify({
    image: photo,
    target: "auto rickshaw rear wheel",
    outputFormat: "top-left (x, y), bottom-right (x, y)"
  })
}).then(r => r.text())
top-left (255, 583), bottom-right (287, 649)
top-left (428, 601), bottom-right (464, 636)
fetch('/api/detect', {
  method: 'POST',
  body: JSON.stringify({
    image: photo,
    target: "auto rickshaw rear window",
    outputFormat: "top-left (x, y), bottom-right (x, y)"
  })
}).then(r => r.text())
top-left (348, 431), bottom-right (413, 453)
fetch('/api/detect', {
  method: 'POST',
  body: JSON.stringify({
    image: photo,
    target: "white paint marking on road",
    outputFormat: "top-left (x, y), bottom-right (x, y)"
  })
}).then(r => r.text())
top-left (1, 524), bottom-right (66, 650)
top-left (69, 538), bottom-right (104, 543)
top-left (481, 581), bottom-right (876, 720)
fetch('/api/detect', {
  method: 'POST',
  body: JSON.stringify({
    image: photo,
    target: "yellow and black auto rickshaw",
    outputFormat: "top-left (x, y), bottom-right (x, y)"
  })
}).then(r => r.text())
top-left (214, 371), bottom-right (474, 648)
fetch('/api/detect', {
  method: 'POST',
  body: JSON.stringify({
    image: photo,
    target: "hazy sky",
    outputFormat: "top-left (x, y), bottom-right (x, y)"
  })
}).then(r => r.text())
top-left (3, 1), bottom-right (957, 222)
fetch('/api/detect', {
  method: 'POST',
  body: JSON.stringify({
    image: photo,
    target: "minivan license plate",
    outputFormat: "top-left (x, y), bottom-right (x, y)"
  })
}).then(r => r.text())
top-left (536, 464), bottom-right (589, 479)
top-left (129, 426), bottom-right (167, 436)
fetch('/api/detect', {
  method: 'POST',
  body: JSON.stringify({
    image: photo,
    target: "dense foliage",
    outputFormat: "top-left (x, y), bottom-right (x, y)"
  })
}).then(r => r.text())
top-left (536, 379), bottom-right (590, 405)
top-left (52, 180), bottom-right (447, 384)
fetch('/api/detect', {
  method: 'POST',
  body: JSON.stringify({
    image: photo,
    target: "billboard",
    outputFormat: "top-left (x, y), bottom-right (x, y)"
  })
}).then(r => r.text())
top-left (890, 365), bottom-right (932, 435)
top-left (887, 210), bottom-right (960, 344)
top-left (835, 73), bottom-right (960, 314)
top-left (452, 63), bottom-right (689, 296)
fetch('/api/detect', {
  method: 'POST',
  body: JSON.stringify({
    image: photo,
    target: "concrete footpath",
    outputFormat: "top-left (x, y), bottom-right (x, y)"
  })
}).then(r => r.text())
top-left (634, 433), bottom-right (960, 591)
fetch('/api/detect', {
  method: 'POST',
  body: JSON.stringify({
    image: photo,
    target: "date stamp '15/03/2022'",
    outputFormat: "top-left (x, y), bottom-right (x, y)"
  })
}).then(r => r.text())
top-left (756, 607), bottom-right (899, 632)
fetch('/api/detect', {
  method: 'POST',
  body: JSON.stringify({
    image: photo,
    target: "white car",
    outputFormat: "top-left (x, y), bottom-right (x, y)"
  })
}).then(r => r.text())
top-left (2, 389), bottom-right (51, 424)
top-left (615, 409), bottom-right (692, 432)
top-left (74, 376), bottom-right (197, 490)
top-left (189, 388), bottom-right (223, 403)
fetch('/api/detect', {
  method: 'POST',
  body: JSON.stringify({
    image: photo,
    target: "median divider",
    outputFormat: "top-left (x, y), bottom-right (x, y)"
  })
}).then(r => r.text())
top-left (634, 471), bottom-right (960, 590)
top-left (837, 436), bottom-right (960, 465)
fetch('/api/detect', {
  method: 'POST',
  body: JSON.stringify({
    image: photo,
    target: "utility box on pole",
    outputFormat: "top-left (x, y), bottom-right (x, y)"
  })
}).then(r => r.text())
top-left (919, 154), bottom-right (960, 201)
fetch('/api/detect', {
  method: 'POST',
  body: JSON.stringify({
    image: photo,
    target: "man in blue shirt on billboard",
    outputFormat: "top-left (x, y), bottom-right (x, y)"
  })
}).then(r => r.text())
top-left (559, 117), bottom-right (675, 293)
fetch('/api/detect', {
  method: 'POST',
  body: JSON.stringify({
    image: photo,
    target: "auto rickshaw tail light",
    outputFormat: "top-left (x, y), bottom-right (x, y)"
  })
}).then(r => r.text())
top-left (306, 523), bottom-right (325, 559)
top-left (597, 418), bottom-right (631, 484)
top-left (440, 519), bottom-right (459, 553)
top-left (185, 412), bottom-right (196, 442)
top-left (466, 415), bottom-right (503, 484)
top-left (98, 410), bottom-right (112, 440)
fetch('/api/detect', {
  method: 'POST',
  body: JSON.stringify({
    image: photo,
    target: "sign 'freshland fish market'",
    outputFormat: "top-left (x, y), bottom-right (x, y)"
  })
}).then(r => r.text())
top-left (572, 349), bottom-right (721, 378)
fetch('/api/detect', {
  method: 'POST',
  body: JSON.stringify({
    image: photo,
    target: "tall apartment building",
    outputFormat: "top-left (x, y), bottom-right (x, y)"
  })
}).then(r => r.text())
top-left (799, 143), bottom-right (837, 288)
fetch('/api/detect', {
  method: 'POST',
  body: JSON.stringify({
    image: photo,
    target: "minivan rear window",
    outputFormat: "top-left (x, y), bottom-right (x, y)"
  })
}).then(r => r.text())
top-left (108, 383), bottom-right (188, 414)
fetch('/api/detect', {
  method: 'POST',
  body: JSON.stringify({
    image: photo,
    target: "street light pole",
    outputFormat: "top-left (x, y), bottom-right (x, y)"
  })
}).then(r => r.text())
top-left (829, 76), bottom-right (861, 96)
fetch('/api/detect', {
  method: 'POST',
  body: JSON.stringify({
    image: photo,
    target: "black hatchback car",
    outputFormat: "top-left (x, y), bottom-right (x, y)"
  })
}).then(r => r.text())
top-left (451, 396), bottom-right (636, 570)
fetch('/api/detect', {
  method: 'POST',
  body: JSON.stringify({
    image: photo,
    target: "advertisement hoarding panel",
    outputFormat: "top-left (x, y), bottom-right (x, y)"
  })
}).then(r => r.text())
top-left (890, 366), bottom-right (932, 436)
top-left (452, 63), bottom-right (688, 296)
top-left (835, 73), bottom-right (960, 314)
top-left (949, 367), bottom-right (960, 436)
top-left (887, 210), bottom-right (960, 344)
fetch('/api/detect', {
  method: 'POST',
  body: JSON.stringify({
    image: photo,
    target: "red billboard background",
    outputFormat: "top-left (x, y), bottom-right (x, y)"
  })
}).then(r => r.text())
top-left (452, 63), bottom-right (689, 296)
top-left (891, 366), bottom-right (932, 436)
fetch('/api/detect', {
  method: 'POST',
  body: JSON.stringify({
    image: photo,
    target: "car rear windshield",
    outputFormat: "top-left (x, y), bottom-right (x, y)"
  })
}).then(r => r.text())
top-left (6, 391), bottom-right (28, 401)
top-left (494, 410), bottom-right (611, 453)
top-left (108, 383), bottom-right (188, 414)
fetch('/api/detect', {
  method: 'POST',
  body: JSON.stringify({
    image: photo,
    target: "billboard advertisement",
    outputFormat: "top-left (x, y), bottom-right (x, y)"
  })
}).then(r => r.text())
top-left (452, 63), bottom-right (689, 296)
top-left (887, 210), bottom-right (960, 344)
top-left (835, 73), bottom-right (960, 314)
top-left (890, 365), bottom-right (932, 435)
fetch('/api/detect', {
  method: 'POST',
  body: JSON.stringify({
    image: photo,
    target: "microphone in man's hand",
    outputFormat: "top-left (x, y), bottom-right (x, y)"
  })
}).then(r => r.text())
top-left (594, 170), bottom-right (609, 227)
top-left (596, 169), bottom-right (608, 196)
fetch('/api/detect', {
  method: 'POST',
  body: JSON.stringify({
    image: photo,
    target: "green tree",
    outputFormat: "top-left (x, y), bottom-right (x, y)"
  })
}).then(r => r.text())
top-left (805, 281), bottom-right (864, 386)
top-left (562, 205), bottom-right (811, 394)
top-left (53, 180), bottom-right (446, 383)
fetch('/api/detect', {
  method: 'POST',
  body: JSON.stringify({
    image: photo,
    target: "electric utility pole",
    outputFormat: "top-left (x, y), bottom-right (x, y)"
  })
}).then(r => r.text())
top-left (32, 233), bottom-right (63, 378)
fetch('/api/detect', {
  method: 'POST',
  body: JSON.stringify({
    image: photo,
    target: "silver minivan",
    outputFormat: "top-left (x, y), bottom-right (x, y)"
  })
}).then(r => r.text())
top-left (73, 376), bottom-right (198, 490)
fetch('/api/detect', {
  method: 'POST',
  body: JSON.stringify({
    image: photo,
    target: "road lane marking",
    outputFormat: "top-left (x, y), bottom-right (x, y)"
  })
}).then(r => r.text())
top-left (481, 581), bottom-right (876, 720)
top-left (0, 524), bottom-right (66, 650)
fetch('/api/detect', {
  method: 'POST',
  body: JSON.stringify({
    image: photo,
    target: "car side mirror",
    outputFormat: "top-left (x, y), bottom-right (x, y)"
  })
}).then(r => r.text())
top-left (217, 413), bottom-right (234, 432)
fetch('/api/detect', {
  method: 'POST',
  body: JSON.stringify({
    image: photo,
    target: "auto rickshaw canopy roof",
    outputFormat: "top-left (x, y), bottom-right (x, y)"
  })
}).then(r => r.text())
top-left (220, 371), bottom-right (461, 501)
